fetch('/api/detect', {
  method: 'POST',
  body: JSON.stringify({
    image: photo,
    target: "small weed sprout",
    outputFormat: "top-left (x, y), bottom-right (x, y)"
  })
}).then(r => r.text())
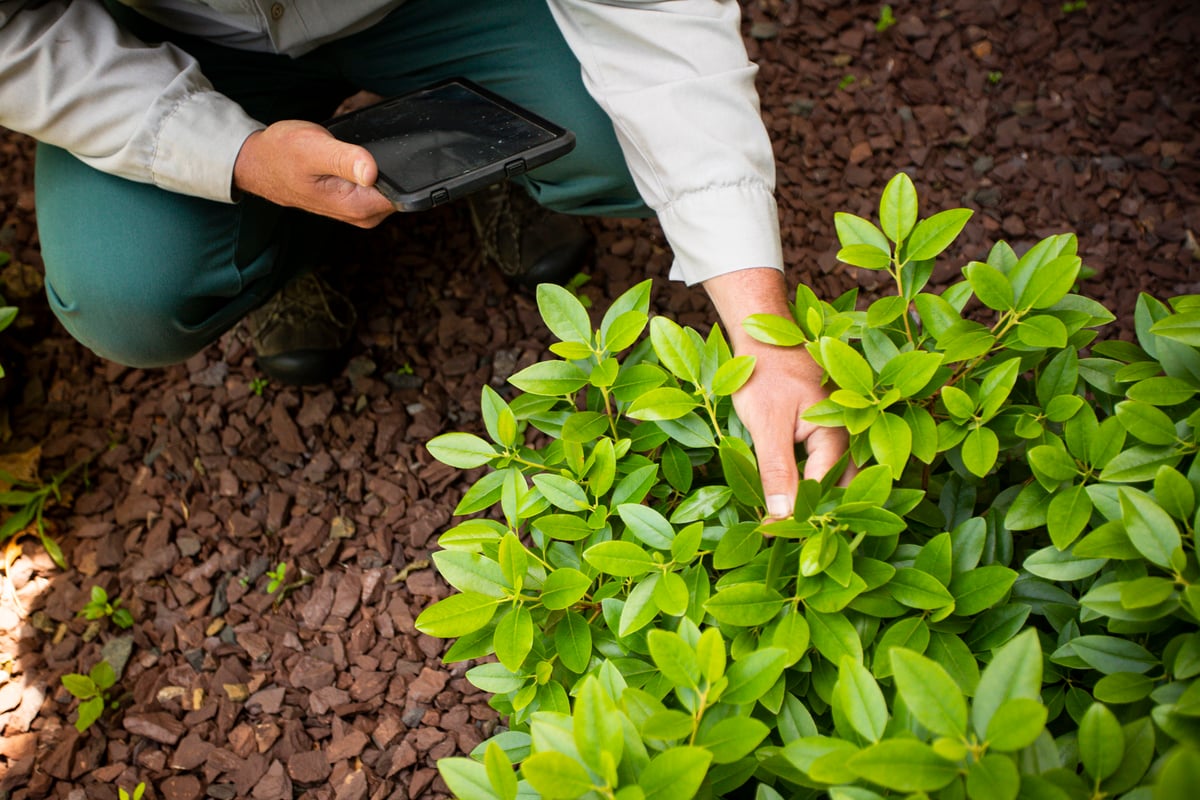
top-left (61, 660), bottom-right (117, 732)
top-left (875, 4), bottom-right (897, 33)
top-left (265, 562), bottom-right (287, 594)
top-left (988, 70), bottom-right (1004, 85)
top-left (838, 74), bottom-right (857, 91)
top-left (249, 376), bottom-right (269, 396)
top-left (1062, 0), bottom-right (1087, 12)
top-left (118, 783), bottom-right (146, 800)
top-left (395, 363), bottom-right (415, 376)
top-left (564, 273), bottom-right (592, 308)
top-left (79, 585), bottom-right (133, 629)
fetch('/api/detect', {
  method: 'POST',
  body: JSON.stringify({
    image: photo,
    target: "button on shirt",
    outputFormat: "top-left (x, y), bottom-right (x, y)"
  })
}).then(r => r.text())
top-left (0, 0), bottom-right (783, 285)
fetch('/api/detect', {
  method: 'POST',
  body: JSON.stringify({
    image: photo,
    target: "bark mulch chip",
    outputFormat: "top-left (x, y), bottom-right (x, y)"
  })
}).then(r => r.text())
top-left (1, 1), bottom-right (1199, 797)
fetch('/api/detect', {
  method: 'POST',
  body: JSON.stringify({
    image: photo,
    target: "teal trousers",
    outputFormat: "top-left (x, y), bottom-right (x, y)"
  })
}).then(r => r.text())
top-left (35, 0), bottom-right (648, 368)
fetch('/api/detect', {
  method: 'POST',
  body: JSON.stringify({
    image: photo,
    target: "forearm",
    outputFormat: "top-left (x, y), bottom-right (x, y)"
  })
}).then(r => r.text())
top-left (703, 267), bottom-right (793, 349)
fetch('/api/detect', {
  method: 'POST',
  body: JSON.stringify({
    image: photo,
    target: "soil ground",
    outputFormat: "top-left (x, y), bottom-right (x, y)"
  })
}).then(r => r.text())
top-left (1, 1), bottom-right (1198, 798)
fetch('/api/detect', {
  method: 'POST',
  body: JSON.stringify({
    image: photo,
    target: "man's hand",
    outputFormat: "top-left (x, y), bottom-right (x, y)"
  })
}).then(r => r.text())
top-left (233, 120), bottom-right (395, 228)
top-left (704, 268), bottom-right (851, 520)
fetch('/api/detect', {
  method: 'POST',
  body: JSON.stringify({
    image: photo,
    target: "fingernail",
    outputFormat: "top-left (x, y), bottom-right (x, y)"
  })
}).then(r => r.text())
top-left (766, 494), bottom-right (792, 519)
top-left (353, 161), bottom-right (369, 186)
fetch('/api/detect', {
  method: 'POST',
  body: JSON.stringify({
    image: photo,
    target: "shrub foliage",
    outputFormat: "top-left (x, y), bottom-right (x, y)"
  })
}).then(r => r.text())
top-left (418, 175), bottom-right (1200, 800)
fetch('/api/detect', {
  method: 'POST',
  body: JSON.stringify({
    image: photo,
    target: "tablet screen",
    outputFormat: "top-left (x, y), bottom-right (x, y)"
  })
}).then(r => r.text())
top-left (328, 82), bottom-right (561, 193)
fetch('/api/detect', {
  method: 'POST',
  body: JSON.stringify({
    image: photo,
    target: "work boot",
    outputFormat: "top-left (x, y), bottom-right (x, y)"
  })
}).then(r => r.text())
top-left (247, 272), bottom-right (357, 386)
top-left (468, 182), bottom-right (594, 290)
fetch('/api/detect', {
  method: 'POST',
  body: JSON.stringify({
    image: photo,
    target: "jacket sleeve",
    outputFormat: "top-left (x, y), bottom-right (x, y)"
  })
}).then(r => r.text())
top-left (0, 0), bottom-right (264, 202)
top-left (544, 0), bottom-right (783, 285)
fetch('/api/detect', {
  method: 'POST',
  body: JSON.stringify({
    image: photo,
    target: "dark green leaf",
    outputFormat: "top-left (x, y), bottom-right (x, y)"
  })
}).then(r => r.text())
top-left (1078, 703), bottom-right (1124, 782)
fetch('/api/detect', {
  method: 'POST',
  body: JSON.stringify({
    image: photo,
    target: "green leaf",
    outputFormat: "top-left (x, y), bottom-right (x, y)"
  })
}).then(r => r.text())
top-left (1149, 310), bottom-right (1200, 345)
top-left (960, 426), bottom-right (999, 478)
top-left (618, 577), bottom-right (660, 637)
top-left (838, 244), bottom-right (892, 270)
top-left (650, 316), bottom-right (700, 384)
top-left (615, 506), bottom-right (676, 551)
top-left (888, 567), bottom-right (955, 610)
top-left (639, 747), bottom-right (712, 800)
top-left (965, 261), bottom-right (1014, 311)
top-left (538, 283), bottom-right (593, 345)
top-left (723, 648), bottom-right (789, 705)
top-left (541, 569), bottom-right (591, 610)
top-left (697, 627), bottom-right (726, 682)
top-left (890, 648), bottom-right (967, 738)
top-left (521, 752), bottom-right (593, 799)
top-left (879, 350), bottom-right (944, 397)
top-left (653, 572), bottom-right (689, 617)
top-left (847, 740), bottom-right (958, 792)
top-left (820, 337), bottom-right (876, 395)
top-left (1022, 545), bottom-right (1107, 582)
top-left (711, 355), bottom-right (756, 396)
top-left (533, 473), bottom-right (591, 512)
top-left (532, 514), bottom-right (594, 542)
top-left (61, 674), bottom-right (98, 700)
top-left (1093, 672), bottom-right (1156, 704)
top-left (879, 172), bottom-right (919, 245)
top-left (835, 211), bottom-right (892, 252)
top-left (1068, 635), bottom-right (1158, 674)
top-left (1046, 484), bottom-right (1093, 550)
top-left (555, 611), bottom-right (593, 673)
top-left (1119, 486), bottom-right (1183, 569)
top-left (494, 606), bottom-right (534, 670)
top-left (509, 360), bottom-right (590, 396)
top-left (927, 631), bottom-right (980, 695)
top-left (743, 314), bottom-right (806, 346)
top-left (485, 742), bottom-right (518, 800)
top-left (584, 541), bottom-right (655, 577)
top-left (1115, 400), bottom-right (1178, 445)
top-left (426, 432), bottom-right (498, 468)
top-left (712, 523), bottom-right (762, 570)
top-left (834, 656), bottom-right (889, 742)
top-left (415, 592), bottom-right (500, 638)
top-left (1018, 254), bottom-right (1082, 310)
top-left (698, 716), bottom-right (769, 764)
top-left (972, 629), bottom-right (1041, 737)
top-left (433, 551), bottom-right (509, 598)
top-left (647, 629), bottom-right (700, 688)
top-left (642, 710), bottom-right (694, 741)
top-left (806, 607), bottom-right (863, 665)
top-left (1079, 703), bottom-right (1124, 782)
top-left (1127, 375), bottom-right (1196, 406)
top-left (985, 698), bottom-right (1047, 752)
top-left (719, 441), bottom-right (764, 508)
top-left (601, 309), bottom-right (649, 354)
top-left (75, 696), bottom-right (104, 732)
top-left (949, 565), bottom-right (1017, 616)
top-left (868, 412), bottom-right (912, 480)
top-left (705, 584), bottom-right (785, 626)
top-left (965, 754), bottom-right (1020, 800)
top-left (1017, 315), bottom-right (1068, 348)
top-left (906, 208), bottom-right (973, 261)
top-left (1099, 444), bottom-right (1181, 483)
top-left (626, 387), bottom-right (701, 421)
top-left (575, 677), bottom-right (623, 774)
top-left (439, 757), bottom-right (496, 800)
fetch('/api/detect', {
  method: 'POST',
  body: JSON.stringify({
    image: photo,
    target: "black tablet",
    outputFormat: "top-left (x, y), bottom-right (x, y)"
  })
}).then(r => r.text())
top-left (323, 78), bottom-right (576, 212)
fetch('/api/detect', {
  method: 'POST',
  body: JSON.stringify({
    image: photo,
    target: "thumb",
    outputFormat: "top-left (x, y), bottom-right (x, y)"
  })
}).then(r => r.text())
top-left (756, 436), bottom-right (800, 520)
top-left (321, 135), bottom-right (377, 187)
top-left (802, 424), bottom-right (854, 486)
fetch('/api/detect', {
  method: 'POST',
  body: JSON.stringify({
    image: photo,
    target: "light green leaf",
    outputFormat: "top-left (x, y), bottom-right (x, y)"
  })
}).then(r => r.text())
top-left (494, 606), bottom-right (534, 670)
top-left (834, 656), bottom-right (889, 742)
top-left (723, 648), bottom-right (789, 705)
top-left (705, 584), bottom-right (785, 626)
top-left (965, 754), bottom-right (1021, 800)
top-left (1017, 315), bottom-right (1068, 348)
top-left (439, 757), bottom-right (495, 800)
top-left (1119, 486), bottom-right (1183, 569)
top-left (575, 677), bottom-right (623, 774)
top-left (888, 567), bottom-right (955, 610)
top-left (555, 611), bottom-right (593, 674)
top-left (879, 173), bottom-right (919, 245)
top-left (1079, 703), bottom-right (1124, 782)
top-left (639, 747), bottom-right (712, 800)
top-left (820, 337), bottom-right (876, 395)
top-left (985, 698), bottom-right (1047, 752)
top-left (541, 569), bottom-right (591, 611)
top-left (743, 314), bottom-right (806, 346)
top-left (960, 426), bottom-right (999, 478)
top-left (710, 355), bottom-right (756, 396)
top-left (838, 244), bottom-right (892, 270)
top-left (485, 742), bottom-right (518, 800)
top-left (509, 360), bottom-right (590, 396)
top-left (906, 208), bottom-right (973, 261)
top-left (868, 412), bottom-right (912, 480)
top-left (626, 387), bottom-right (701, 421)
top-left (835, 211), bottom-right (892, 252)
top-left (806, 607), bottom-right (864, 665)
top-left (698, 716), bottom-right (769, 764)
top-left (890, 648), bottom-right (967, 738)
top-left (847, 740), bottom-right (958, 792)
top-left (965, 261), bottom-right (1014, 311)
top-left (583, 541), bottom-right (656, 577)
top-left (533, 473), bottom-right (591, 512)
top-left (647, 629), bottom-right (700, 687)
top-left (972, 629), bottom-right (1041, 737)
top-left (426, 432), bottom-right (498, 468)
top-left (521, 752), bottom-right (593, 799)
top-left (650, 316), bottom-right (700, 384)
top-left (538, 283), bottom-right (593, 345)
top-left (617, 504), bottom-right (675, 550)
top-left (415, 592), bottom-right (500, 638)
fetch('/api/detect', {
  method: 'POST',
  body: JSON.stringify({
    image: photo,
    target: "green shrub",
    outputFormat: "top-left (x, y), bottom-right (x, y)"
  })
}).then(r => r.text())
top-left (417, 174), bottom-right (1200, 799)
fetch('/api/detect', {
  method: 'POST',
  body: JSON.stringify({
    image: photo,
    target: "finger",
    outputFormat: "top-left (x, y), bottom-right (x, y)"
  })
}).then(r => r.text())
top-left (802, 424), bottom-right (854, 486)
top-left (317, 134), bottom-right (377, 188)
top-left (751, 419), bottom-right (801, 520)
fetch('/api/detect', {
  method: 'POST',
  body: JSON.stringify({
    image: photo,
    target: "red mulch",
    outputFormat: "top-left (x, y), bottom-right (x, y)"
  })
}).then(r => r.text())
top-left (1, 1), bottom-right (1198, 798)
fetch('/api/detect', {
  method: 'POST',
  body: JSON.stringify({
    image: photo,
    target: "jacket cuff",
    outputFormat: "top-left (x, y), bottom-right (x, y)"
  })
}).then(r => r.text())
top-left (661, 181), bottom-right (784, 285)
top-left (152, 90), bottom-right (265, 203)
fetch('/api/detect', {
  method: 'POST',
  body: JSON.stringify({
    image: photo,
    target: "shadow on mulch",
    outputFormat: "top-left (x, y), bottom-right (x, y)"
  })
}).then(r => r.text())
top-left (1, 1), bottom-right (1198, 798)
